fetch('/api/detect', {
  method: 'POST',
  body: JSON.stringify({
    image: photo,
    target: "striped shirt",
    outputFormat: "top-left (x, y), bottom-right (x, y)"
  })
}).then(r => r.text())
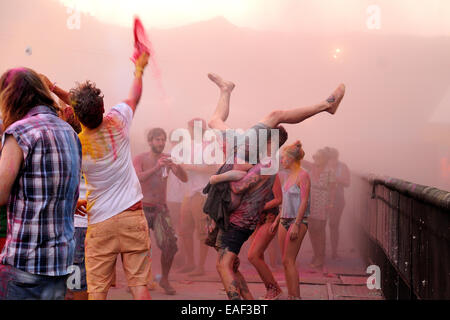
top-left (0, 105), bottom-right (82, 276)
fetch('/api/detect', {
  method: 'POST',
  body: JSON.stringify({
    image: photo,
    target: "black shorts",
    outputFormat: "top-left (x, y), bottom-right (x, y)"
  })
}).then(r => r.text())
top-left (215, 224), bottom-right (253, 255)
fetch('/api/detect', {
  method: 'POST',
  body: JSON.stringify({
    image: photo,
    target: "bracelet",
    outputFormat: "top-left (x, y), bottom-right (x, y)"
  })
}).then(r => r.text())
top-left (294, 220), bottom-right (302, 227)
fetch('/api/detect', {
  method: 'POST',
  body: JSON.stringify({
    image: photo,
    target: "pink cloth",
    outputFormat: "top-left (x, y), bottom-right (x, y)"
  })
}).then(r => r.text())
top-left (131, 17), bottom-right (151, 63)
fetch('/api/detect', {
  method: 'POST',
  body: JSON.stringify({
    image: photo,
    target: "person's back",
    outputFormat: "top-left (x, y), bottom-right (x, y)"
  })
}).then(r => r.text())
top-left (0, 106), bottom-right (81, 275)
top-left (0, 68), bottom-right (82, 300)
top-left (79, 103), bottom-right (143, 224)
top-left (43, 52), bottom-right (152, 300)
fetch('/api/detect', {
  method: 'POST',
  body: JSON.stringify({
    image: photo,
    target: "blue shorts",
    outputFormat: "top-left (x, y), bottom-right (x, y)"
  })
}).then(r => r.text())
top-left (0, 264), bottom-right (67, 300)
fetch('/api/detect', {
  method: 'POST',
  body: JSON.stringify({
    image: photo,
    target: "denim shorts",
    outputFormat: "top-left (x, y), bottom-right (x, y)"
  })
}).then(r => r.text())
top-left (0, 264), bottom-right (68, 300)
top-left (215, 224), bottom-right (253, 255)
top-left (70, 227), bottom-right (87, 292)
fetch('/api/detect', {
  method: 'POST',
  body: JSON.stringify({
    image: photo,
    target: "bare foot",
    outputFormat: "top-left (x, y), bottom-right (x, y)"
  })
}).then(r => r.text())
top-left (326, 83), bottom-right (346, 115)
top-left (208, 73), bottom-right (235, 92)
top-left (188, 268), bottom-right (205, 277)
top-left (159, 279), bottom-right (176, 295)
top-left (178, 264), bottom-right (196, 273)
top-left (147, 282), bottom-right (157, 291)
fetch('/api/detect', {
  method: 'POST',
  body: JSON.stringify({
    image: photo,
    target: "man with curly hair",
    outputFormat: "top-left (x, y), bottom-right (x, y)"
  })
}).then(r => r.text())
top-left (41, 53), bottom-right (152, 300)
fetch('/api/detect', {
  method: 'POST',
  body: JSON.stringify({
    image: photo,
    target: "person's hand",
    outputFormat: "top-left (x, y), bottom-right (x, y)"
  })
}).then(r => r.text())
top-left (169, 159), bottom-right (179, 170)
top-left (207, 218), bottom-right (216, 233)
top-left (75, 200), bottom-right (88, 217)
top-left (289, 223), bottom-right (299, 241)
top-left (269, 220), bottom-right (279, 234)
top-left (156, 155), bottom-right (172, 169)
top-left (135, 52), bottom-right (149, 72)
top-left (39, 74), bottom-right (53, 91)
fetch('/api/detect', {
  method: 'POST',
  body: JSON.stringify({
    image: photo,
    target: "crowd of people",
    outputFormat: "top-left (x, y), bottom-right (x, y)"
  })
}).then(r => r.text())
top-left (0, 48), bottom-right (349, 300)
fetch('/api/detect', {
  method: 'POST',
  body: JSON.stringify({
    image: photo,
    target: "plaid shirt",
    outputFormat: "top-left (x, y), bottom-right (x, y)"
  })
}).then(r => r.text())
top-left (0, 106), bottom-right (82, 276)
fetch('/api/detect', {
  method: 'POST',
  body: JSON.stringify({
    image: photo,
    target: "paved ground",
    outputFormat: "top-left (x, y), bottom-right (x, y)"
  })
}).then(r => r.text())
top-left (107, 237), bottom-right (384, 300)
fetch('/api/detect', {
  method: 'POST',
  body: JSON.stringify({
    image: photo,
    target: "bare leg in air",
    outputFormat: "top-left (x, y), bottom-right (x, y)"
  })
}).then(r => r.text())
top-left (207, 73), bottom-right (345, 130)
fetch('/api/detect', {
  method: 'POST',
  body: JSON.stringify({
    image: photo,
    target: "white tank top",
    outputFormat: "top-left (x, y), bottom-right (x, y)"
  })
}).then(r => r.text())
top-left (281, 180), bottom-right (310, 219)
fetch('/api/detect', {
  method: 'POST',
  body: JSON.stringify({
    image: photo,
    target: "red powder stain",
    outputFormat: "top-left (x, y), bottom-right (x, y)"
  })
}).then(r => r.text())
top-left (132, 17), bottom-right (170, 110)
top-left (106, 125), bottom-right (118, 161)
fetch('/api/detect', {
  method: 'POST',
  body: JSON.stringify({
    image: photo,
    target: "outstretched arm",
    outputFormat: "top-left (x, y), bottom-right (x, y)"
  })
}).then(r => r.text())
top-left (124, 52), bottom-right (149, 113)
top-left (230, 164), bottom-right (263, 194)
top-left (210, 170), bottom-right (247, 185)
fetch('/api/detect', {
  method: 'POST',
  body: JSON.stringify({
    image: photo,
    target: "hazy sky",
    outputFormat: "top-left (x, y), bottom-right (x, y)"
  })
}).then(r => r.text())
top-left (58, 0), bottom-right (450, 36)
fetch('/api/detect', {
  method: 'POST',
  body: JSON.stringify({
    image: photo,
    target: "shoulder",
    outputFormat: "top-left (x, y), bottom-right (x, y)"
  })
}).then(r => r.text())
top-left (5, 114), bottom-right (56, 141)
top-left (110, 102), bottom-right (133, 122)
top-left (298, 169), bottom-right (311, 183)
top-left (134, 152), bottom-right (148, 162)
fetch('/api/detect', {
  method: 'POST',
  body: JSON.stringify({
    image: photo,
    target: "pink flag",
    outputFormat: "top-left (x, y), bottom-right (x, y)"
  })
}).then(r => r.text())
top-left (131, 17), bottom-right (152, 63)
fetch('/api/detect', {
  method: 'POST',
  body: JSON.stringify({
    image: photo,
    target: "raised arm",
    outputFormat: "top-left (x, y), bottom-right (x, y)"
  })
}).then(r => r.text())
top-left (39, 74), bottom-right (71, 106)
top-left (124, 52), bottom-right (149, 113)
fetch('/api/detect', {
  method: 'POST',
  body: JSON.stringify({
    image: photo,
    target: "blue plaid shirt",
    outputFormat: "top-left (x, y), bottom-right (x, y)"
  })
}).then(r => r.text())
top-left (0, 106), bottom-right (82, 276)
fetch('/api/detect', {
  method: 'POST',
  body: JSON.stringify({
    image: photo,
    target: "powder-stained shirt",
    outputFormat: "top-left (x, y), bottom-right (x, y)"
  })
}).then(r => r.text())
top-left (79, 103), bottom-right (143, 225)
top-left (229, 166), bottom-right (276, 230)
top-left (0, 106), bottom-right (82, 276)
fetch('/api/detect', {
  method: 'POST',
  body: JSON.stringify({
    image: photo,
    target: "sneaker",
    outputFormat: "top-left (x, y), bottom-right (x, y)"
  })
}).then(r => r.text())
top-left (265, 289), bottom-right (283, 300)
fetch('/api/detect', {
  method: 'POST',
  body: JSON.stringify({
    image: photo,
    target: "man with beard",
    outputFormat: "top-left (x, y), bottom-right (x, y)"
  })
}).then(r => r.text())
top-left (133, 128), bottom-right (188, 295)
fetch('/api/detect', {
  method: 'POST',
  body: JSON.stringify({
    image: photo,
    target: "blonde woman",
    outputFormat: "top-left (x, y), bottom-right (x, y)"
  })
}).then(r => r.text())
top-left (272, 141), bottom-right (311, 300)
